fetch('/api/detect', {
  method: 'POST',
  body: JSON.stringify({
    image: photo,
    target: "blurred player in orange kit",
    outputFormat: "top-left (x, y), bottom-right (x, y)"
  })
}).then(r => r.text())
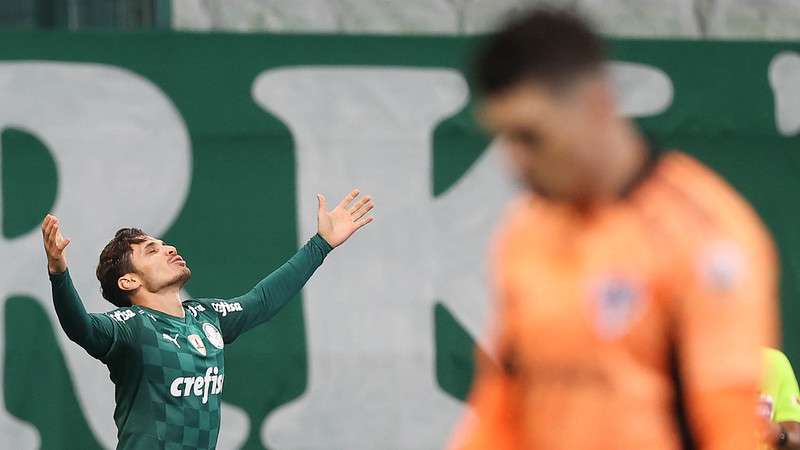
top-left (450, 8), bottom-right (779, 450)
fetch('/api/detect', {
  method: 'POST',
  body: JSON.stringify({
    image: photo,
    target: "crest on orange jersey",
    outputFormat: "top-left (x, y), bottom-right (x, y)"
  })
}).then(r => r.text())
top-left (588, 275), bottom-right (644, 340)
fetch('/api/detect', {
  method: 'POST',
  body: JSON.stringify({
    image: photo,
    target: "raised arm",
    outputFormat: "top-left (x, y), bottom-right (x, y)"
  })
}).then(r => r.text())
top-left (214, 189), bottom-right (374, 343)
top-left (43, 215), bottom-right (123, 360)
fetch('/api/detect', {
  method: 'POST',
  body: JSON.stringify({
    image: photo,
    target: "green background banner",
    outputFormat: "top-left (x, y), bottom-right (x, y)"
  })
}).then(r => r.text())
top-left (1, 33), bottom-right (799, 449)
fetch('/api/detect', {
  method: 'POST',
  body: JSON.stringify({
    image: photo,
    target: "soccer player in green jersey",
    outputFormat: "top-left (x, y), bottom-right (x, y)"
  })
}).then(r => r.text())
top-left (42, 189), bottom-right (374, 450)
top-left (760, 348), bottom-right (800, 449)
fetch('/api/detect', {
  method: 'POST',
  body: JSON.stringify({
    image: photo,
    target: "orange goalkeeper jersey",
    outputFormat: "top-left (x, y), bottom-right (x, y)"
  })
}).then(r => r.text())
top-left (453, 150), bottom-right (778, 450)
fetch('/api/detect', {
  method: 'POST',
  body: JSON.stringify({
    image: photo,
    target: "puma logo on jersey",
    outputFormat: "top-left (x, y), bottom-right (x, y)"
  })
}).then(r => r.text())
top-left (169, 367), bottom-right (224, 404)
top-left (211, 301), bottom-right (243, 317)
top-left (162, 333), bottom-right (180, 348)
top-left (107, 310), bottom-right (135, 322)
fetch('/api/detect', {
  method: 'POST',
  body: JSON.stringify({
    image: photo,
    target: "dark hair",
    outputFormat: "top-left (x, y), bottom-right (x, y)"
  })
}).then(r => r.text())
top-left (473, 8), bottom-right (606, 95)
top-left (96, 228), bottom-right (148, 307)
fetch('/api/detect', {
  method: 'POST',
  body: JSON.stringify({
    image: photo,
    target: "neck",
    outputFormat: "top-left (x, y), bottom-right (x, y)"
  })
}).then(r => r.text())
top-left (132, 287), bottom-right (184, 318)
top-left (601, 118), bottom-right (648, 199)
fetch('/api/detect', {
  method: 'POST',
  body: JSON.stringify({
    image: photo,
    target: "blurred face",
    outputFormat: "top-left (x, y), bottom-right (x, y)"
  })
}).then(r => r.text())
top-left (479, 76), bottom-right (615, 202)
top-left (125, 237), bottom-right (191, 294)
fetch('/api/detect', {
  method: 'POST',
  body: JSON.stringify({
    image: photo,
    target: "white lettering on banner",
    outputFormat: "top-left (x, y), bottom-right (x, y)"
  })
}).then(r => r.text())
top-left (609, 62), bottom-right (673, 117)
top-left (217, 402), bottom-right (249, 450)
top-left (769, 51), bottom-right (800, 136)
top-left (0, 62), bottom-right (191, 449)
top-left (254, 68), bottom-right (478, 450)
top-left (252, 65), bottom-right (675, 450)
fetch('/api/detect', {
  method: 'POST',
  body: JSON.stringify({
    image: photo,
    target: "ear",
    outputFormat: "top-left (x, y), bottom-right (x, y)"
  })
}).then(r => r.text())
top-left (117, 274), bottom-right (141, 293)
top-left (580, 77), bottom-right (617, 124)
top-left (589, 78), bottom-right (617, 120)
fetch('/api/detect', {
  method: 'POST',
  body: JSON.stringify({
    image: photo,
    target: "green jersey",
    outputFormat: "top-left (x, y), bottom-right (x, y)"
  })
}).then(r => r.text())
top-left (760, 347), bottom-right (800, 423)
top-left (49, 235), bottom-right (332, 450)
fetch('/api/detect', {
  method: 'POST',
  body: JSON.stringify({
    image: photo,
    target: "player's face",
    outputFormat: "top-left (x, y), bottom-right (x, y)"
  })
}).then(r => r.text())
top-left (479, 78), bottom-right (613, 202)
top-left (128, 237), bottom-right (191, 293)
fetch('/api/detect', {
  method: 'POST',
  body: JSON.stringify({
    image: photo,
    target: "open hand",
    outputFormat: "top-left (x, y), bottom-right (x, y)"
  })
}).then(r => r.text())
top-left (317, 189), bottom-right (374, 248)
top-left (42, 214), bottom-right (71, 273)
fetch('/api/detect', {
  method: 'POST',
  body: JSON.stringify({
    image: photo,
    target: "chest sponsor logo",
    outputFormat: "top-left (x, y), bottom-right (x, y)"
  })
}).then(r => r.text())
top-left (203, 323), bottom-right (224, 349)
top-left (169, 367), bottom-right (224, 404)
top-left (588, 275), bottom-right (644, 340)
top-left (211, 301), bottom-right (243, 317)
top-left (187, 334), bottom-right (207, 356)
top-left (162, 333), bottom-right (180, 348)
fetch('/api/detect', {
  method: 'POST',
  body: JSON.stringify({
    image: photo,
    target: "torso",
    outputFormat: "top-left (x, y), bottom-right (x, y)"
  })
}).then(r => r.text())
top-left (105, 299), bottom-right (226, 450)
top-left (494, 151), bottom-right (774, 450)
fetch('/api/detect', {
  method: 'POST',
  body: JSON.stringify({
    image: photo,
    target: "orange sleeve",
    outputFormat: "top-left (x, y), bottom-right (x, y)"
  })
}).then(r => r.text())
top-left (449, 222), bottom-right (523, 450)
top-left (672, 209), bottom-right (778, 450)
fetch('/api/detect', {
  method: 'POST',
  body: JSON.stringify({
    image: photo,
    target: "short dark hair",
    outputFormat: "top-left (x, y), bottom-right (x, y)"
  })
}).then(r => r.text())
top-left (96, 228), bottom-right (148, 307)
top-left (473, 8), bottom-right (606, 95)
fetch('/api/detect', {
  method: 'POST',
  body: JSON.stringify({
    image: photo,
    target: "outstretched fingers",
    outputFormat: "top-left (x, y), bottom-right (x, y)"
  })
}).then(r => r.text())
top-left (354, 216), bottom-right (374, 230)
top-left (317, 193), bottom-right (328, 214)
top-left (42, 214), bottom-right (69, 253)
top-left (57, 237), bottom-right (71, 252)
top-left (48, 223), bottom-right (60, 249)
top-left (337, 188), bottom-right (360, 210)
top-left (351, 198), bottom-right (374, 221)
top-left (43, 216), bottom-right (57, 243)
